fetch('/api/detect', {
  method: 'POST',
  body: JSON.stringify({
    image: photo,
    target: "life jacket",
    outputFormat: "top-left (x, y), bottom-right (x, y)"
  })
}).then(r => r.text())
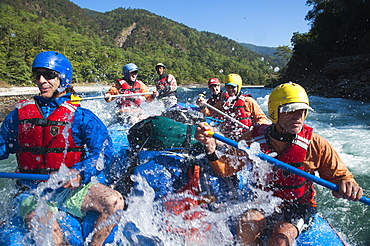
top-left (206, 91), bottom-right (228, 106)
top-left (163, 164), bottom-right (211, 239)
top-left (219, 94), bottom-right (252, 135)
top-left (156, 74), bottom-right (176, 98)
top-left (117, 79), bottom-right (143, 107)
top-left (252, 124), bottom-right (315, 204)
top-left (16, 100), bottom-right (85, 174)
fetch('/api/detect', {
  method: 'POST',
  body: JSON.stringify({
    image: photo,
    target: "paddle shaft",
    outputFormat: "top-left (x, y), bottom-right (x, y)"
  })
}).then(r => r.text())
top-left (209, 132), bottom-right (370, 206)
top-left (75, 92), bottom-right (153, 101)
top-left (0, 172), bottom-right (49, 180)
top-left (203, 102), bottom-right (250, 130)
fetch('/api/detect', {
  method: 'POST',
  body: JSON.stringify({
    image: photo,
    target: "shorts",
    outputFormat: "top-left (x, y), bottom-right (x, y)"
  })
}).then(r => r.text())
top-left (18, 182), bottom-right (93, 220)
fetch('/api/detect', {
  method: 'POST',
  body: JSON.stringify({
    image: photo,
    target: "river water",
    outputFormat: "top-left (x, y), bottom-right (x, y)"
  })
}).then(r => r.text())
top-left (0, 86), bottom-right (369, 245)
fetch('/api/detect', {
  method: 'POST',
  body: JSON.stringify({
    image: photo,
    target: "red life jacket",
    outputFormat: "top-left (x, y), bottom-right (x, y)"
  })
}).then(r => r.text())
top-left (220, 94), bottom-right (252, 135)
top-left (156, 75), bottom-right (176, 98)
top-left (117, 79), bottom-right (143, 107)
top-left (206, 91), bottom-right (229, 106)
top-left (163, 165), bottom-right (211, 237)
top-left (252, 124), bottom-right (315, 204)
top-left (16, 100), bottom-right (84, 174)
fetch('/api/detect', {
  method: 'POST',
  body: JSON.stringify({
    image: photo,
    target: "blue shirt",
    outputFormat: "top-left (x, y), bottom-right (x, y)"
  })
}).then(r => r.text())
top-left (0, 93), bottom-right (113, 185)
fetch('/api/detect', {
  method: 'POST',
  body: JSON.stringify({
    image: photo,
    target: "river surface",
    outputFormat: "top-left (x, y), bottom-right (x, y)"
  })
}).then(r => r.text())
top-left (0, 86), bottom-right (369, 245)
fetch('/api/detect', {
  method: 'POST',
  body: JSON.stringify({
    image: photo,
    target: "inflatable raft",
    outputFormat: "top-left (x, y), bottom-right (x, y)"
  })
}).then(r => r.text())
top-left (0, 106), bottom-right (348, 245)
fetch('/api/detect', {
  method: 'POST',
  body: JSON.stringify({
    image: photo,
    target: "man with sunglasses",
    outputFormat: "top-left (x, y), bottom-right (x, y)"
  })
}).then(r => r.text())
top-left (0, 51), bottom-right (124, 246)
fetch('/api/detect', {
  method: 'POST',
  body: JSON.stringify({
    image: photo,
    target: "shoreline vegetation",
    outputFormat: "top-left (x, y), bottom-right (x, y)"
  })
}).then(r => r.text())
top-left (0, 82), bottom-right (265, 97)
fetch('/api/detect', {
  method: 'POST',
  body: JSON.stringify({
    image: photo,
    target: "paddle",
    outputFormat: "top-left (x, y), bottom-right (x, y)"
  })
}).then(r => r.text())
top-left (70, 92), bottom-right (153, 101)
top-left (198, 94), bottom-right (249, 130)
top-left (206, 131), bottom-right (370, 206)
top-left (0, 172), bottom-right (49, 181)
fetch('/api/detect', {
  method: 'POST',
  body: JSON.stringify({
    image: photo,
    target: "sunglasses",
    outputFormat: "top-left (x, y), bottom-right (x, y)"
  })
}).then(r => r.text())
top-left (34, 70), bottom-right (60, 80)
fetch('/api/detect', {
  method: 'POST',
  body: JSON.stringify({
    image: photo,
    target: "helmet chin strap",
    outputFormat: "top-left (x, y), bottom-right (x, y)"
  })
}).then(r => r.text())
top-left (270, 124), bottom-right (295, 142)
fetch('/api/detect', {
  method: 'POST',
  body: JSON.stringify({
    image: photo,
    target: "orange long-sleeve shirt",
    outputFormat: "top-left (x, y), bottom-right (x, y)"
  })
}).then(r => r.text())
top-left (209, 129), bottom-right (357, 206)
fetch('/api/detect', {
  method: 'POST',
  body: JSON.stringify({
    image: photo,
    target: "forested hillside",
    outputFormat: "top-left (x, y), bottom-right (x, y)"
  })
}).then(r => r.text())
top-left (0, 0), bottom-right (279, 86)
top-left (277, 0), bottom-right (370, 101)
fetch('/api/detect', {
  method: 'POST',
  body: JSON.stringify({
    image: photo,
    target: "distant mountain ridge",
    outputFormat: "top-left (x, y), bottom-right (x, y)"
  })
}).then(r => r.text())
top-left (0, 0), bottom-right (281, 86)
top-left (239, 43), bottom-right (287, 67)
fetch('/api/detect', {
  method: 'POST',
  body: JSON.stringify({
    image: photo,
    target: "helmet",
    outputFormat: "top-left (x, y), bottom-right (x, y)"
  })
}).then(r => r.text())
top-left (32, 51), bottom-right (72, 90)
top-left (208, 78), bottom-right (220, 87)
top-left (155, 63), bottom-right (166, 69)
top-left (122, 63), bottom-right (139, 80)
top-left (225, 74), bottom-right (242, 93)
top-left (268, 82), bottom-right (312, 123)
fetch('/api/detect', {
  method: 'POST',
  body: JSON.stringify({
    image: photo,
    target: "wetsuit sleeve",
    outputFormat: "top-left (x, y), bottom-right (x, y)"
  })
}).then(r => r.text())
top-left (305, 132), bottom-right (357, 185)
top-left (71, 108), bottom-right (114, 184)
top-left (209, 149), bottom-right (247, 177)
top-left (243, 97), bottom-right (268, 125)
top-left (0, 109), bottom-right (19, 159)
top-left (207, 131), bottom-right (253, 177)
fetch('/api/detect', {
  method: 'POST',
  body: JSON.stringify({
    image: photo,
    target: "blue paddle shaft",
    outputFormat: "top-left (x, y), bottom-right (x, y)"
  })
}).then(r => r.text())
top-left (211, 132), bottom-right (370, 206)
top-left (0, 172), bottom-right (49, 181)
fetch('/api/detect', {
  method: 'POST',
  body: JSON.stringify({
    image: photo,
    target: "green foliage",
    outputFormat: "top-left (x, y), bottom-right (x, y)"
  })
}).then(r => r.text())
top-left (0, 1), bottom-right (280, 86)
top-left (282, 0), bottom-right (370, 81)
top-left (274, 46), bottom-right (292, 63)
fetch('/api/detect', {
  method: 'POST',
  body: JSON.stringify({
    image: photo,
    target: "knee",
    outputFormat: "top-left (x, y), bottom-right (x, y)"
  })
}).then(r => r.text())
top-left (268, 222), bottom-right (298, 245)
top-left (106, 190), bottom-right (125, 213)
top-left (239, 209), bottom-right (264, 224)
top-left (105, 190), bottom-right (125, 213)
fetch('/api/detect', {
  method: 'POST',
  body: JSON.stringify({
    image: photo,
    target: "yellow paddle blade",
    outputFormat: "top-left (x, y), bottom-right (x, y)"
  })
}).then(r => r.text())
top-left (70, 94), bottom-right (82, 104)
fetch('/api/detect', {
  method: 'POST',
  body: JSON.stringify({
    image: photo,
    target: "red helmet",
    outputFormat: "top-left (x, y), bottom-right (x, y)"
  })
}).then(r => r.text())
top-left (208, 78), bottom-right (220, 87)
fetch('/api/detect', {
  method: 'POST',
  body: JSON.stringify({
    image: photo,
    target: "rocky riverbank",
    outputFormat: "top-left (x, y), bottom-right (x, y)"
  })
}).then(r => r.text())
top-left (269, 53), bottom-right (370, 102)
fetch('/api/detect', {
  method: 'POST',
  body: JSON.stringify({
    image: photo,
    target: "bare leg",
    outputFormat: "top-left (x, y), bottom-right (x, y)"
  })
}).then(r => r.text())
top-left (25, 210), bottom-right (64, 246)
top-left (267, 222), bottom-right (298, 246)
top-left (237, 209), bottom-right (266, 245)
top-left (82, 183), bottom-right (125, 246)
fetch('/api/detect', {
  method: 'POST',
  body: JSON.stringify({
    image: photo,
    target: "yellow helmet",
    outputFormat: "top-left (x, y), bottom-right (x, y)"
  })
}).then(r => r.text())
top-left (225, 74), bottom-right (242, 94)
top-left (155, 63), bottom-right (166, 69)
top-left (268, 82), bottom-right (312, 123)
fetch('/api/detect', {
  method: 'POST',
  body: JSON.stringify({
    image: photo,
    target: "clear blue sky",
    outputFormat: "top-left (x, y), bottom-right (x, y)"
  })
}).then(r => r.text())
top-left (69, 0), bottom-right (312, 47)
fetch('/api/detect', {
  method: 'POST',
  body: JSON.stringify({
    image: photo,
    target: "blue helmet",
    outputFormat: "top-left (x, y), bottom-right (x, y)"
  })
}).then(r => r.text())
top-left (122, 63), bottom-right (138, 80)
top-left (32, 51), bottom-right (73, 90)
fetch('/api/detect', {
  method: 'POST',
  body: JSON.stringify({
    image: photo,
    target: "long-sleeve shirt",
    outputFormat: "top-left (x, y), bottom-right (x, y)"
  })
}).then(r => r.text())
top-left (0, 93), bottom-right (113, 186)
top-left (208, 127), bottom-right (357, 206)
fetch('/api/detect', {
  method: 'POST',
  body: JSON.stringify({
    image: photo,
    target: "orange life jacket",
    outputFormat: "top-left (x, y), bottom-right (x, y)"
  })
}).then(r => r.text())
top-left (117, 79), bottom-right (143, 107)
top-left (252, 124), bottom-right (315, 204)
top-left (16, 100), bottom-right (84, 174)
